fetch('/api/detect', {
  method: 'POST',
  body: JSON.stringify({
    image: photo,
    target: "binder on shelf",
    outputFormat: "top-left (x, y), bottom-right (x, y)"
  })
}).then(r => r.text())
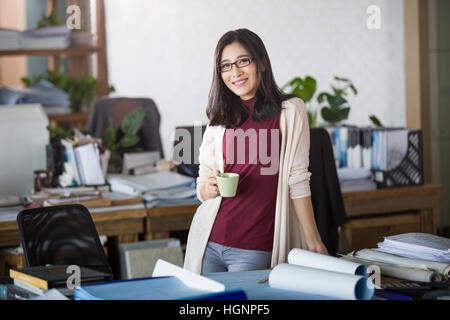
top-left (74, 143), bottom-right (106, 186)
top-left (327, 126), bottom-right (424, 189)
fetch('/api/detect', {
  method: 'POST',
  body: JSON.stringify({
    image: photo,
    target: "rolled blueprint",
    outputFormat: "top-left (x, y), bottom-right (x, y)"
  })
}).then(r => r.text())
top-left (355, 249), bottom-right (450, 280)
top-left (340, 255), bottom-right (442, 282)
top-left (268, 263), bottom-right (374, 300)
top-left (288, 248), bottom-right (367, 276)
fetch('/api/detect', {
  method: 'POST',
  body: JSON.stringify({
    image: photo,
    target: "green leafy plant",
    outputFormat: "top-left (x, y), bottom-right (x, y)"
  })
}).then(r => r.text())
top-left (48, 123), bottom-right (74, 142)
top-left (104, 108), bottom-right (148, 173)
top-left (37, 11), bottom-right (64, 28)
top-left (281, 76), bottom-right (319, 127)
top-left (317, 76), bottom-right (358, 125)
top-left (22, 70), bottom-right (115, 112)
top-left (369, 114), bottom-right (384, 127)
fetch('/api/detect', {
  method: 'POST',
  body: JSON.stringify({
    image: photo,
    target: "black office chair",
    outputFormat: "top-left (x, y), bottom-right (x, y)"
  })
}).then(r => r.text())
top-left (309, 128), bottom-right (348, 256)
top-left (17, 204), bottom-right (112, 276)
top-left (85, 97), bottom-right (165, 159)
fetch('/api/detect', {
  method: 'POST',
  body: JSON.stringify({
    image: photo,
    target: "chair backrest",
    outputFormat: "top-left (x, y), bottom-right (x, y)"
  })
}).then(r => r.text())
top-left (85, 97), bottom-right (165, 158)
top-left (17, 204), bottom-right (112, 275)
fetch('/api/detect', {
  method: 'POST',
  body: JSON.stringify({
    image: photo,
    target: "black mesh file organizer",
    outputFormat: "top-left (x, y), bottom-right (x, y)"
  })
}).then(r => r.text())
top-left (17, 204), bottom-right (112, 276)
top-left (372, 130), bottom-right (424, 188)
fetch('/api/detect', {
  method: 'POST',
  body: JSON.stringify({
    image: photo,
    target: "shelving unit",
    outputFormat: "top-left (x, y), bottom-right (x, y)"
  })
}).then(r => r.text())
top-left (0, 0), bottom-right (108, 130)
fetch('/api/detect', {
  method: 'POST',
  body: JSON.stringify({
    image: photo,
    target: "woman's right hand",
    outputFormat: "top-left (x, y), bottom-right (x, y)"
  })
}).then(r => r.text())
top-left (200, 170), bottom-right (220, 201)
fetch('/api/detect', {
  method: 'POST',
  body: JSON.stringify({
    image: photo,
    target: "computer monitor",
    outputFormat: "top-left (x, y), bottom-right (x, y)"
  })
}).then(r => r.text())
top-left (0, 104), bottom-right (49, 198)
top-left (172, 124), bottom-right (207, 178)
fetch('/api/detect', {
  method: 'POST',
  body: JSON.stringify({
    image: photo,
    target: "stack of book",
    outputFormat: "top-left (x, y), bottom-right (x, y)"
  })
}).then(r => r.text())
top-left (326, 126), bottom-right (410, 171)
top-left (0, 26), bottom-right (71, 51)
top-left (108, 171), bottom-right (196, 202)
top-left (337, 167), bottom-right (377, 192)
top-left (30, 186), bottom-right (111, 208)
top-left (19, 26), bottom-right (70, 50)
top-left (0, 28), bottom-right (20, 50)
top-left (9, 265), bottom-right (112, 297)
top-left (58, 138), bottom-right (106, 188)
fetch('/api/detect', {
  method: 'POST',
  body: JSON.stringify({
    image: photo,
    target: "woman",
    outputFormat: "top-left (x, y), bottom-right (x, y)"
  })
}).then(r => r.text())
top-left (184, 28), bottom-right (328, 274)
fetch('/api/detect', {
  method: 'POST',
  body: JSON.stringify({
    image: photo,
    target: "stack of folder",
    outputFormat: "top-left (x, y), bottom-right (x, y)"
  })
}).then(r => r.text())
top-left (9, 265), bottom-right (112, 297)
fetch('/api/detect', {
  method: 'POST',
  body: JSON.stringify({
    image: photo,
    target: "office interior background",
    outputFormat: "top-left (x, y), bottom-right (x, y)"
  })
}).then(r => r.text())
top-left (0, 0), bottom-right (449, 236)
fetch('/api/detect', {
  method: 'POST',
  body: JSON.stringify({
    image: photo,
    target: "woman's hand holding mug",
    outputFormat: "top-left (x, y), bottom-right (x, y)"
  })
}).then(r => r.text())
top-left (200, 170), bottom-right (221, 201)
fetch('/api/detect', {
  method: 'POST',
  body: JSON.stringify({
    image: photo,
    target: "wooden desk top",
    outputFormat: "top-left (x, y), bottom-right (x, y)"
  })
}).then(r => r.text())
top-left (145, 184), bottom-right (443, 217)
top-left (342, 184), bottom-right (443, 201)
top-left (342, 184), bottom-right (443, 217)
top-left (0, 193), bottom-right (147, 234)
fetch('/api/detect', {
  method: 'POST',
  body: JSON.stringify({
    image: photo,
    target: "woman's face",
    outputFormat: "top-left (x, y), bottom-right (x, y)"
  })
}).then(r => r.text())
top-left (220, 41), bottom-right (259, 101)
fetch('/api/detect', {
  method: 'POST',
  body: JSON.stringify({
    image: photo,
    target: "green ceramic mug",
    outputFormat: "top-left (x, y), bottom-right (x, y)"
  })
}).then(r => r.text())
top-left (216, 172), bottom-right (239, 197)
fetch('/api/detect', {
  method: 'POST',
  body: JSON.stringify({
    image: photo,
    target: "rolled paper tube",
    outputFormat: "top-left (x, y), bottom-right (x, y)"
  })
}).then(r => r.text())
top-left (288, 248), bottom-right (367, 276)
top-left (268, 263), bottom-right (374, 300)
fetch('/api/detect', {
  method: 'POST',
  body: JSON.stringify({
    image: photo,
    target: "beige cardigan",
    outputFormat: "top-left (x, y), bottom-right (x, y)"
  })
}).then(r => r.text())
top-left (184, 97), bottom-right (312, 274)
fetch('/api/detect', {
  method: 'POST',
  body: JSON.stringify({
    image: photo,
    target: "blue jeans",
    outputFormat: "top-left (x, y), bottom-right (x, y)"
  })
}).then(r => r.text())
top-left (201, 241), bottom-right (272, 274)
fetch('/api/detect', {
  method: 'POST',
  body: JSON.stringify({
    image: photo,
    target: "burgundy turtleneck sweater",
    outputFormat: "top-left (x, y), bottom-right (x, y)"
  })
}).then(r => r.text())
top-left (208, 98), bottom-right (281, 251)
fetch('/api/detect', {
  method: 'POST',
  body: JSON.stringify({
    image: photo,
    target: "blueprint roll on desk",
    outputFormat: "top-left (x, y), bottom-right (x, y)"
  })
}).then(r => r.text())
top-left (204, 270), bottom-right (380, 300)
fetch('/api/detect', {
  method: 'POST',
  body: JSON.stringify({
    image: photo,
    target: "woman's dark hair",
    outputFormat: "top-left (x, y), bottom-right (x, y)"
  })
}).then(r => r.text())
top-left (206, 28), bottom-right (295, 127)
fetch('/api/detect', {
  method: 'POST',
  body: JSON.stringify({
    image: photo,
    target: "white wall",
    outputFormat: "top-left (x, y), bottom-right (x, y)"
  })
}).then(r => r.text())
top-left (105, 0), bottom-right (405, 159)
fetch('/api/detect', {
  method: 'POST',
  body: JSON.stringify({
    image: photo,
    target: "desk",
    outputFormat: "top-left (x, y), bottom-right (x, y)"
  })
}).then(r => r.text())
top-left (0, 196), bottom-right (147, 248)
top-left (145, 202), bottom-right (200, 240)
top-left (144, 185), bottom-right (443, 253)
top-left (0, 194), bottom-right (147, 276)
top-left (340, 184), bottom-right (443, 252)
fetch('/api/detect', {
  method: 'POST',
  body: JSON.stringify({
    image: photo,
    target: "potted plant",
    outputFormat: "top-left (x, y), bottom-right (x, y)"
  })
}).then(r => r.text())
top-left (281, 76), bottom-right (319, 127)
top-left (317, 76), bottom-right (358, 126)
top-left (103, 107), bottom-right (148, 173)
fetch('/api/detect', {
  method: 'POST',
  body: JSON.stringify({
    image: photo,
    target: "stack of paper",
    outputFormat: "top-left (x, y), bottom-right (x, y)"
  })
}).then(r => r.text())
top-left (0, 28), bottom-right (21, 50)
top-left (376, 233), bottom-right (450, 263)
top-left (122, 151), bottom-right (160, 175)
top-left (0, 80), bottom-right (71, 113)
top-left (108, 171), bottom-right (195, 200)
top-left (347, 248), bottom-right (450, 281)
top-left (19, 26), bottom-right (70, 50)
top-left (341, 250), bottom-right (445, 282)
top-left (337, 167), bottom-right (377, 192)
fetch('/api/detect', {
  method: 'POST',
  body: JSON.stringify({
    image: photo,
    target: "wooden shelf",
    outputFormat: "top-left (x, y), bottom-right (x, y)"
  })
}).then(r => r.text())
top-left (48, 112), bottom-right (90, 130)
top-left (0, 46), bottom-right (101, 57)
top-left (0, 0), bottom-right (109, 128)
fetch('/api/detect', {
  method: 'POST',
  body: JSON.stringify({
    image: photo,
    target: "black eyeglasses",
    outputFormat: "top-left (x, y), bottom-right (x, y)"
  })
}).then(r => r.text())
top-left (219, 57), bottom-right (253, 73)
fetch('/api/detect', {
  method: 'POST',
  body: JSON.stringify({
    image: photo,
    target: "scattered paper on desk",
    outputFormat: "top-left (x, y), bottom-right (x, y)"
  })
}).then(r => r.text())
top-left (31, 288), bottom-right (69, 300)
top-left (143, 188), bottom-right (196, 202)
top-left (354, 248), bottom-right (450, 280)
top-left (108, 171), bottom-right (195, 196)
top-left (376, 233), bottom-right (450, 262)
top-left (152, 259), bottom-right (225, 292)
top-left (340, 253), bottom-right (442, 282)
top-left (268, 248), bottom-right (374, 300)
